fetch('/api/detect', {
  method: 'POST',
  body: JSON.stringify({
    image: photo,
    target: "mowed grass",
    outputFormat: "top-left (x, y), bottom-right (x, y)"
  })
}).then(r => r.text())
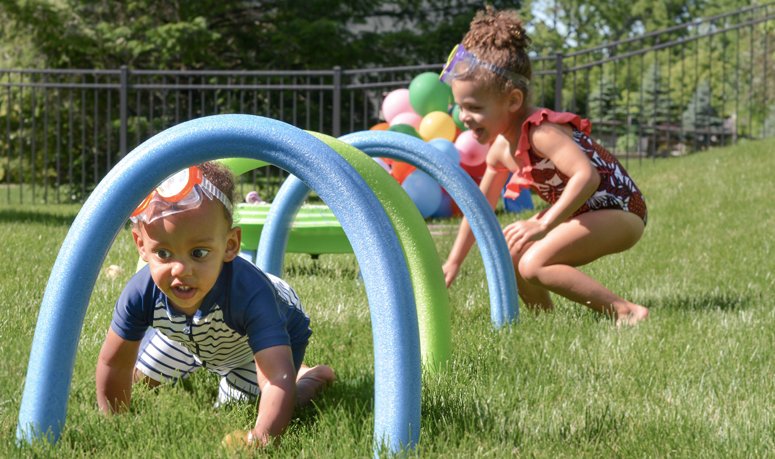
top-left (1, 139), bottom-right (774, 458)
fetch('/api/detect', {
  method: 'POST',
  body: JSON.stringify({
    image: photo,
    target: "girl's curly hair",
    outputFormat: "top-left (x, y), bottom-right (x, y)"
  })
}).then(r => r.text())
top-left (461, 6), bottom-right (532, 94)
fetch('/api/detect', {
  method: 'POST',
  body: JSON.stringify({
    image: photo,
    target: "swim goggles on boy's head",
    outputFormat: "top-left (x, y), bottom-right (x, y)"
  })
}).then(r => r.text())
top-left (130, 166), bottom-right (233, 224)
top-left (439, 43), bottom-right (530, 88)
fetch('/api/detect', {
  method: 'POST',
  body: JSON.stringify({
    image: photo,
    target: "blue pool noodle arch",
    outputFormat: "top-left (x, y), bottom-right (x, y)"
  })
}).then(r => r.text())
top-left (256, 131), bottom-right (519, 326)
top-left (256, 130), bottom-right (517, 327)
top-left (16, 115), bottom-right (421, 455)
top-left (340, 131), bottom-right (519, 327)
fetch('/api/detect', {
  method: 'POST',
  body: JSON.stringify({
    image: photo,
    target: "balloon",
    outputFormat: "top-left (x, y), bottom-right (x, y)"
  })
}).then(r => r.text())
top-left (502, 187), bottom-right (535, 213)
top-left (245, 190), bottom-right (263, 204)
top-left (427, 138), bottom-right (460, 165)
top-left (373, 157), bottom-right (391, 173)
top-left (431, 191), bottom-right (453, 219)
top-left (409, 72), bottom-right (452, 116)
top-left (381, 88), bottom-right (413, 124)
top-left (390, 111), bottom-right (422, 129)
top-left (388, 123), bottom-right (421, 139)
top-left (402, 170), bottom-right (442, 219)
top-left (451, 104), bottom-right (468, 131)
top-left (370, 122), bottom-right (389, 131)
top-left (455, 130), bottom-right (488, 167)
top-left (390, 161), bottom-right (417, 184)
top-left (460, 161), bottom-right (487, 184)
top-left (418, 111), bottom-right (457, 142)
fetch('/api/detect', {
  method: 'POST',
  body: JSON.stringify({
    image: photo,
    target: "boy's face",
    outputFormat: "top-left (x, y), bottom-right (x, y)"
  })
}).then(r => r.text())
top-left (132, 197), bottom-right (241, 315)
top-left (451, 79), bottom-right (524, 145)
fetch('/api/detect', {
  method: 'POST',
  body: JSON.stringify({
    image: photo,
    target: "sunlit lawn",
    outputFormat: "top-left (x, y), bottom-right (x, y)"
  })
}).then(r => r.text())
top-left (1, 138), bottom-right (774, 457)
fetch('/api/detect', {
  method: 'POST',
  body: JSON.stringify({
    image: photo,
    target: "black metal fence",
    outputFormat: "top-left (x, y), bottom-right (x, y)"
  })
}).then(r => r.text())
top-left (1, 3), bottom-right (773, 204)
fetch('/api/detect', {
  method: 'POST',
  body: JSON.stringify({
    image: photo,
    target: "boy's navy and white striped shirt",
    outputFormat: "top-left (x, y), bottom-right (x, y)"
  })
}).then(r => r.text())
top-left (110, 256), bottom-right (311, 370)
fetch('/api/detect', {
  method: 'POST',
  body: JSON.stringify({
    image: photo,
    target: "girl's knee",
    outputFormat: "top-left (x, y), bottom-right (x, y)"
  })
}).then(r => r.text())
top-left (517, 252), bottom-right (543, 284)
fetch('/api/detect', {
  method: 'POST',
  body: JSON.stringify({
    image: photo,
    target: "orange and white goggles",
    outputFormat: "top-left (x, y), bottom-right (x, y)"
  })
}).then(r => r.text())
top-left (130, 166), bottom-right (232, 224)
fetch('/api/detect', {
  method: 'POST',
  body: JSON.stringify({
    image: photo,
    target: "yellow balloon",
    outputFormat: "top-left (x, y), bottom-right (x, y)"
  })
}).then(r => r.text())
top-left (418, 111), bottom-right (457, 142)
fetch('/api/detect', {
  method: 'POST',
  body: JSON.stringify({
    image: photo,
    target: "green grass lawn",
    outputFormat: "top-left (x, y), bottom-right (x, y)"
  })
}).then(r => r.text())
top-left (1, 139), bottom-right (774, 458)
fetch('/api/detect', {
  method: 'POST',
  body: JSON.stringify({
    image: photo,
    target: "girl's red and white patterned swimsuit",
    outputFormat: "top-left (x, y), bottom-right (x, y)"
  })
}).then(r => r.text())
top-left (503, 108), bottom-right (648, 224)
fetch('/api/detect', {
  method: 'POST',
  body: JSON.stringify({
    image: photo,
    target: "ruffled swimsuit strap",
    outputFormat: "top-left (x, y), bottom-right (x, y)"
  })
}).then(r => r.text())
top-left (503, 108), bottom-right (593, 200)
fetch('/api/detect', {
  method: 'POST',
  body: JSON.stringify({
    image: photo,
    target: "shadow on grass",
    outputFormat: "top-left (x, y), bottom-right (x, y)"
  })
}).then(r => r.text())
top-left (294, 371), bottom-right (374, 423)
top-left (178, 368), bottom-right (376, 430)
top-left (419, 385), bottom-right (526, 452)
top-left (653, 290), bottom-right (754, 312)
top-left (0, 208), bottom-right (78, 226)
top-left (284, 258), bottom-right (361, 280)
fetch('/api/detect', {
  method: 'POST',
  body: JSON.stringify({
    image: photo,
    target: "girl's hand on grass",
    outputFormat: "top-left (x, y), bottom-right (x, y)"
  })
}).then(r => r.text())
top-left (442, 260), bottom-right (461, 288)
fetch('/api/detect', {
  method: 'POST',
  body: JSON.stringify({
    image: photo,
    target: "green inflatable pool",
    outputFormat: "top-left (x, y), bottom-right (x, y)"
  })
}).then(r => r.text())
top-left (235, 202), bottom-right (352, 255)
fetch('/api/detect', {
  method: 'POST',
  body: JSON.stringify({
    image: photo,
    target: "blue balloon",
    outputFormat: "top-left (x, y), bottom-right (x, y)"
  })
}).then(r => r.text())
top-left (428, 138), bottom-right (460, 165)
top-left (402, 170), bottom-right (442, 218)
top-left (431, 191), bottom-right (453, 218)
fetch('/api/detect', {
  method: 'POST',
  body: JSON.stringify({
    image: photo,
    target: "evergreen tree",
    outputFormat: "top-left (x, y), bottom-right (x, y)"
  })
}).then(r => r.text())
top-left (682, 80), bottom-right (724, 148)
top-left (763, 104), bottom-right (775, 138)
top-left (641, 61), bottom-right (680, 155)
top-left (587, 73), bottom-right (622, 146)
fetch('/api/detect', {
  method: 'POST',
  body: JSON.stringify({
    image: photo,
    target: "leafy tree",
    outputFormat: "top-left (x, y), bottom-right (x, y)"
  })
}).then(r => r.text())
top-left (0, 8), bottom-right (42, 67)
top-left (524, 0), bottom-right (713, 54)
top-left (0, 0), bottom-right (523, 70)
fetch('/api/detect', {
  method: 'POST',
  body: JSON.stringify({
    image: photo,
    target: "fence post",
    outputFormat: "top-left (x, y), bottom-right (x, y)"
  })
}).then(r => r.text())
top-left (554, 52), bottom-right (563, 111)
top-left (332, 66), bottom-right (342, 137)
top-left (119, 65), bottom-right (129, 157)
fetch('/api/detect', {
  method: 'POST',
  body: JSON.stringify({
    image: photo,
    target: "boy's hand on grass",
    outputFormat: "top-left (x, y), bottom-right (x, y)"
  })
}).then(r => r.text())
top-left (222, 428), bottom-right (272, 451)
top-left (221, 429), bottom-right (252, 450)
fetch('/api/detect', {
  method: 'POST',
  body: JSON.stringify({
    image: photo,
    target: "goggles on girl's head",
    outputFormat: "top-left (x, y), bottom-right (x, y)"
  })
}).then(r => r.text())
top-left (439, 44), bottom-right (530, 88)
top-left (130, 166), bottom-right (233, 224)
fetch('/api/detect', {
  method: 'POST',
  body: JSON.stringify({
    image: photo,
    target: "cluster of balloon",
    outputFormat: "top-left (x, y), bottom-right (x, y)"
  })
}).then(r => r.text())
top-left (372, 72), bottom-right (489, 219)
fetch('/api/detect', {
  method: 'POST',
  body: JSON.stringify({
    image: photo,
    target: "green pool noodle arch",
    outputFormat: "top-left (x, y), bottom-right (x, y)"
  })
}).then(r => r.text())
top-left (314, 133), bottom-right (450, 370)
top-left (225, 134), bottom-right (452, 370)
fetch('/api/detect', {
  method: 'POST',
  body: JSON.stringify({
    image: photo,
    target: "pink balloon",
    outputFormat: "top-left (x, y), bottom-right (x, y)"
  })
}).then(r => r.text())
top-left (454, 130), bottom-right (489, 166)
top-left (381, 89), bottom-right (413, 124)
top-left (389, 111), bottom-right (423, 129)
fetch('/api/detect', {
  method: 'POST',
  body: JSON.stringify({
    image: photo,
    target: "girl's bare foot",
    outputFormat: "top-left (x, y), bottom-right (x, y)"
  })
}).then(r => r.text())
top-left (296, 364), bottom-right (336, 406)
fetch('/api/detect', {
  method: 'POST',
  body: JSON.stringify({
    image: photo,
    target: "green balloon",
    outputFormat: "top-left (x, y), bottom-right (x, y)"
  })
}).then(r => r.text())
top-left (451, 104), bottom-right (468, 131)
top-left (409, 72), bottom-right (452, 116)
top-left (388, 123), bottom-right (421, 138)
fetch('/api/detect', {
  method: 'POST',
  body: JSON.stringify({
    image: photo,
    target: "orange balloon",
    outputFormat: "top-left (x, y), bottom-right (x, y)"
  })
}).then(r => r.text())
top-left (390, 161), bottom-right (417, 184)
top-left (370, 122), bottom-right (389, 131)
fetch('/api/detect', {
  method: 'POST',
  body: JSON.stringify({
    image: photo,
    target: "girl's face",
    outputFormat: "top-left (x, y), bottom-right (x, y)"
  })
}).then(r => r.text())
top-left (451, 79), bottom-right (524, 145)
top-left (132, 198), bottom-right (241, 315)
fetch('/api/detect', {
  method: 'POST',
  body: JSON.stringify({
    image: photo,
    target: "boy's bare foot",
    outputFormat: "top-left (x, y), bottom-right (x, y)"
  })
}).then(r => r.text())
top-left (616, 303), bottom-right (649, 327)
top-left (296, 364), bottom-right (336, 406)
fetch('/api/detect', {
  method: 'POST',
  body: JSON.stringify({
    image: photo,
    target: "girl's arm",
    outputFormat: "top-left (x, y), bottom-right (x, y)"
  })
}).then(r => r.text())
top-left (443, 138), bottom-right (511, 287)
top-left (96, 329), bottom-right (141, 413)
top-left (502, 123), bottom-right (599, 254)
top-left (528, 123), bottom-right (600, 231)
top-left (248, 345), bottom-right (297, 446)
